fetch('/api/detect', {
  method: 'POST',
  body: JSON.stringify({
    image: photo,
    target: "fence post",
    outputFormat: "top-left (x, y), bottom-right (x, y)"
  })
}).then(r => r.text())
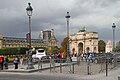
top-left (100, 57), bottom-right (103, 72)
top-left (68, 60), bottom-right (72, 73)
top-left (38, 59), bottom-right (40, 72)
top-left (118, 76), bottom-right (120, 80)
top-left (106, 58), bottom-right (108, 76)
top-left (52, 59), bottom-right (56, 72)
top-left (40, 60), bottom-right (42, 72)
top-left (87, 59), bottom-right (90, 75)
top-left (72, 63), bottom-right (74, 74)
top-left (60, 59), bottom-right (62, 73)
top-left (77, 56), bottom-right (80, 65)
top-left (50, 63), bottom-right (51, 72)
top-left (50, 56), bottom-right (52, 73)
top-left (114, 55), bottom-right (117, 68)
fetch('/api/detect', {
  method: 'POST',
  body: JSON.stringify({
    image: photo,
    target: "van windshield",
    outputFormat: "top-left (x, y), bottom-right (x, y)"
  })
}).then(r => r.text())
top-left (38, 50), bottom-right (44, 53)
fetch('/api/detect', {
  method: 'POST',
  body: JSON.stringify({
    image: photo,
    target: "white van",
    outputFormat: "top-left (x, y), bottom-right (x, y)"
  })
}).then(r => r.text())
top-left (32, 48), bottom-right (46, 60)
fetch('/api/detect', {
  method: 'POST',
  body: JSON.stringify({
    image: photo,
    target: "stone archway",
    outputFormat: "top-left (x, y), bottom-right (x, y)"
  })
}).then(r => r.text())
top-left (78, 43), bottom-right (83, 54)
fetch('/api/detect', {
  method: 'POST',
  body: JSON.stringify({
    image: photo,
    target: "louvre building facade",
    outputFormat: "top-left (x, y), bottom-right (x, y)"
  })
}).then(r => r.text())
top-left (0, 29), bottom-right (58, 49)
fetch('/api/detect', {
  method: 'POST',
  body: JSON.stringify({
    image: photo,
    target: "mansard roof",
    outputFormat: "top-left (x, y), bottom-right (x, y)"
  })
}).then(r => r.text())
top-left (3, 37), bottom-right (43, 43)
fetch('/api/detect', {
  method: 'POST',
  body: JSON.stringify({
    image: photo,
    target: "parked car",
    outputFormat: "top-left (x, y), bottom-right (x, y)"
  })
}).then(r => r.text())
top-left (112, 53), bottom-right (120, 62)
top-left (117, 55), bottom-right (120, 62)
top-left (32, 48), bottom-right (46, 60)
top-left (93, 53), bottom-right (114, 64)
top-left (41, 55), bottom-right (50, 63)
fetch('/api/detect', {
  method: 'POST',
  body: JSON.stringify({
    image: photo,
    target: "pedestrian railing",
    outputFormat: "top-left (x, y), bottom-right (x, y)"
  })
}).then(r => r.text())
top-left (36, 58), bottom-right (77, 74)
top-left (18, 56), bottom-right (119, 76)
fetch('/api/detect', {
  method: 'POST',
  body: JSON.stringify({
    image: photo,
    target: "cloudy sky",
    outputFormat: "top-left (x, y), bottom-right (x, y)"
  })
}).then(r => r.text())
top-left (0, 0), bottom-right (120, 46)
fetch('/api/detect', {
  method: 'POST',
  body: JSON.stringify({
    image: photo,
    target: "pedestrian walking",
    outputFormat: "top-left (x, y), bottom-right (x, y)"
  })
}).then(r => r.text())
top-left (14, 56), bottom-right (19, 69)
top-left (4, 56), bottom-right (9, 69)
top-left (0, 56), bottom-right (4, 70)
top-left (0, 56), bottom-right (3, 70)
top-left (20, 56), bottom-right (24, 68)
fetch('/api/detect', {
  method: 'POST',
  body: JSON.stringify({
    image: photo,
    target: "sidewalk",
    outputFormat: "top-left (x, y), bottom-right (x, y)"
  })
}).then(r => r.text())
top-left (1, 61), bottom-right (120, 80)
top-left (80, 67), bottom-right (120, 80)
top-left (1, 62), bottom-right (71, 73)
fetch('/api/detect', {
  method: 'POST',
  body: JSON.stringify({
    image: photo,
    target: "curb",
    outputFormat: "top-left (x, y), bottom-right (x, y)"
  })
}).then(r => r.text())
top-left (1, 62), bottom-right (77, 73)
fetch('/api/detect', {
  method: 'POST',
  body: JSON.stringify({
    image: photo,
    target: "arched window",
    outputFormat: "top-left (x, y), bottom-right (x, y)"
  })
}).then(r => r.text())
top-left (86, 47), bottom-right (90, 53)
top-left (94, 47), bottom-right (96, 52)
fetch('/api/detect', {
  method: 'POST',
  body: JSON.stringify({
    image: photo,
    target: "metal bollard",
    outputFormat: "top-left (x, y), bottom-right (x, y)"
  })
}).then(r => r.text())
top-left (60, 63), bottom-right (62, 73)
top-left (50, 63), bottom-right (51, 72)
top-left (40, 61), bottom-right (42, 72)
top-left (87, 65), bottom-right (90, 75)
top-left (114, 56), bottom-right (117, 68)
top-left (77, 57), bottom-right (80, 66)
top-left (69, 62), bottom-right (72, 73)
top-left (52, 59), bottom-right (55, 72)
top-left (118, 76), bottom-right (120, 80)
top-left (38, 59), bottom-right (40, 72)
top-left (87, 59), bottom-right (90, 75)
top-left (106, 58), bottom-right (108, 76)
top-left (72, 63), bottom-right (74, 74)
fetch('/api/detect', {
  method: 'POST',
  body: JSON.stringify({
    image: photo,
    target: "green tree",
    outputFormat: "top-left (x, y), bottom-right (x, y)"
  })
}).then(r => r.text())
top-left (46, 46), bottom-right (60, 55)
top-left (0, 47), bottom-right (29, 55)
top-left (60, 37), bottom-right (69, 58)
top-left (114, 41), bottom-right (120, 52)
top-left (98, 40), bottom-right (106, 53)
top-left (0, 48), bottom-right (18, 55)
top-left (19, 47), bottom-right (29, 54)
top-left (51, 46), bottom-right (60, 54)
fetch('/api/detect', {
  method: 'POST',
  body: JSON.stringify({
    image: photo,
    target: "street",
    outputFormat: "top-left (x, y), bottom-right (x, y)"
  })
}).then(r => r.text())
top-left (0, 72), bottom-right (83, 80)
top-left (1, 60), bottom-right (120, 80)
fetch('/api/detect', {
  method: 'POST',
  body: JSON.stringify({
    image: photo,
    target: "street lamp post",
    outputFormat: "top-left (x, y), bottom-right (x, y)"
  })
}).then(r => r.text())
top-left (112, 23), bottom-right (116, 52)
top-left (26, 3), bottom-right (34, 69)
top-left (65, 12), bottom-right (71, 62)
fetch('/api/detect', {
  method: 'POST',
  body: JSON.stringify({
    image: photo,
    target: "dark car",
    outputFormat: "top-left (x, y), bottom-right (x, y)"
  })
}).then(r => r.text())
top-left (93, 53), bottom-right (114, 64)
top-left (116, 55), bottom-right (120, 62)
top-left (41, 56), bottom-right (50, 63)
top-left (112, 53), bottom-right (120, 62)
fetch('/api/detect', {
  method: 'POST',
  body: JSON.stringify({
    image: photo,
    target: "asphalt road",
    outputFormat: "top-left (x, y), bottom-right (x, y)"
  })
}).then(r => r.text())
top-left (0, 72), bottom-right (84, 80)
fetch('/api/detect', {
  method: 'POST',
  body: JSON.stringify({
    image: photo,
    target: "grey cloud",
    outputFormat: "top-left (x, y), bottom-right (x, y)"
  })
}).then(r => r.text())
top-left (0, 0), bottom-right (120, 46)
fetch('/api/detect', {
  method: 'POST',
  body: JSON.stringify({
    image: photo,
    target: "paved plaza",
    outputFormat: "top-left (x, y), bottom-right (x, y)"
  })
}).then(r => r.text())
top-left (1, 61), bottom-right (120, 80)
